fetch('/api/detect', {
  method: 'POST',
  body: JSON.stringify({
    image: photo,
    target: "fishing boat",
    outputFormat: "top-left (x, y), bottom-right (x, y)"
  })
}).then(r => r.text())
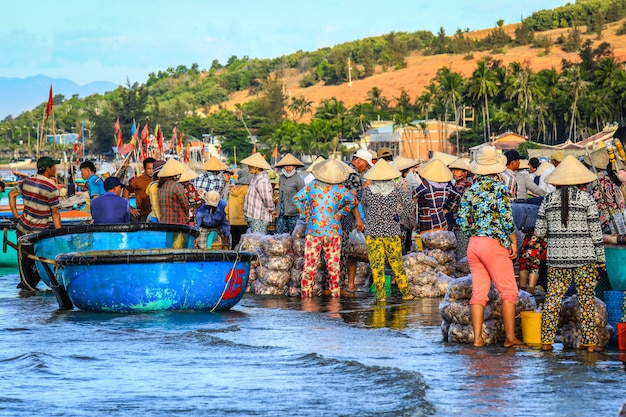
top-left (0, 210), bottom-right (92, 267)
top-left (16, 223), bottom-right (199, 307)
top-left (55, 249), bottom-right (256, 312)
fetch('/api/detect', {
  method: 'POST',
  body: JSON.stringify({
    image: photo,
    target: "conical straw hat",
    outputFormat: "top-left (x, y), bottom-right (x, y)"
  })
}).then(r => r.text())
top-left (418, 158), bottom-right (453, 182)
top-left (391, 156), bottom-right (418, 172)
top-left (203, 156), bottom-right (228, 171)
top-left (545, 155), bottom-right (597, 185)
top-left (312, 159), bottom-right (352, 184)
top-left (157, 158), bottom-right (188, 178)
top-left (364, 159), bottom-right (401, 181)
top-left (178, 168), bottom-right (199, 183)
top-left (240, 153), bottom-right (271, 170)
top-left (431, 151), bottom-right (458, 166)
top-left (306, 156), bottom-right (326, 172)
top-left (583, 148), bottom-right (625, 170)
top-left (448, 157), bottom-right (470, 171)
top-left (274, 153), bottom-right (304, 168)
top-left (469, 146), bottom-right (507, 175)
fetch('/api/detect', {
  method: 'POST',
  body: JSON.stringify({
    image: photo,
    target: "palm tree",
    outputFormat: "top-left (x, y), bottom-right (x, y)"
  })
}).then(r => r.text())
top-left (436, 67), bottom-right (464, 153)
top-left (350, 103), bottom-right (373, 135)
top-left (287, 96), bottom-right (313, 122)
top-left (392, 106), bottom-right (418, 159)
top-left (504, 69), bottom-right (541, 137)
top-left (560, 66), bottom-right (589, 142)
top-left (468, 60), bottom-right (498, 142)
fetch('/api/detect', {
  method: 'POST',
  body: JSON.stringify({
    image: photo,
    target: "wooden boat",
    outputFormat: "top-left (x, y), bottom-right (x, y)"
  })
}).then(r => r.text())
top-left (603, 235), bottom-right (626, 291)
top-left (16, 223), bottom-right (199, 307)
top-left (0, 210), bottom-right (92, 267)
top-left (55, 249), bottom-right (256, 312)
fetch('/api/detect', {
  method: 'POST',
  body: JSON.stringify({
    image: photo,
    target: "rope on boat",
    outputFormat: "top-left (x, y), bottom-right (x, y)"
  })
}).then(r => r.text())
top-left (210, 251), bottom-right (242, 313)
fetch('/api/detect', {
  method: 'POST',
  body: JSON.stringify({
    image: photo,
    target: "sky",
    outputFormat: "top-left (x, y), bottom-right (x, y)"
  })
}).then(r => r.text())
top-left (1, 0), bottom-right (570, 86)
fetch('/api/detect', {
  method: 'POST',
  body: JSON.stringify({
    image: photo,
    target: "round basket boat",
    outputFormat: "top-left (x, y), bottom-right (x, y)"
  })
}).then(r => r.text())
top-left (55, 249), bottom-right (257, 313)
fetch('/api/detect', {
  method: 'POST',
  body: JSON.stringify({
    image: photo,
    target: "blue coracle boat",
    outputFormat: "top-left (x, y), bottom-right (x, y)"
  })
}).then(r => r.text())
top-left (17, 223), bottom-right (199, 307)
top-left (54, 249), bottom-right (256, 312)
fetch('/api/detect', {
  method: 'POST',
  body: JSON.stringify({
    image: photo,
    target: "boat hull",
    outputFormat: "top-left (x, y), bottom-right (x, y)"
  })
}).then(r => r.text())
top-left (605, 243), bottom-right (626, 291)
top-left (18, 223), bottom-right (199, 291)
top-left (55, 249), bottom-right (256, 312)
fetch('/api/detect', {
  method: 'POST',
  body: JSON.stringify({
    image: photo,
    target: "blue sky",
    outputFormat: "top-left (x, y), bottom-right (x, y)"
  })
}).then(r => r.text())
top-left (1, 0), bottom-right (568, 86)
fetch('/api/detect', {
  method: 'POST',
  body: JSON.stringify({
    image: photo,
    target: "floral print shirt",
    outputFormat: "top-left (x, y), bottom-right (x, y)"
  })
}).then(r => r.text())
top-left (586, 170), bottom-right (626, 233)
top-left (293, 180), bottom-right (357, 236)
top-left (457, 175), bottom-right (516, 248)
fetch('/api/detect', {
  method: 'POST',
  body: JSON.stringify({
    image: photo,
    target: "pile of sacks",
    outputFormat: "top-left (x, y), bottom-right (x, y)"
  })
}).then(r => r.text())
top-left (559, 295), bottom-right (612, 348)
top-left (440, 275), bottom-right (537, 344)
top-left (421, 231), bottom-right (458, 277)
top-left (238, 221), bottom-right (372, 297)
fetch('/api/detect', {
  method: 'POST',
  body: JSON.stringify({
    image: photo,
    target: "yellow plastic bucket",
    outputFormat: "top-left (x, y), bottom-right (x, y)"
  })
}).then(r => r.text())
top-left (520, 311), bottom-right (542, 346)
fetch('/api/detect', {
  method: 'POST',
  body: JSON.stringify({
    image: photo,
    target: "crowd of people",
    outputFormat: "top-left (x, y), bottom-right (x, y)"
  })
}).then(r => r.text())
top-left (10, 136), bottom-right (626, 352)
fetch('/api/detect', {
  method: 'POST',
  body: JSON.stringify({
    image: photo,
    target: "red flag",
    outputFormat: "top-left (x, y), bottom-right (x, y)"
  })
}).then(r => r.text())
top-left (141, 123), bottom-right (149, 145)
top-left (252, 144), bottom-right (257, 154)
top-left (272, 145), bottom-right (278, 158)
top-left (114, 117), bottom-right (120, 133)
top-left (116, 130), bottom-right (123, 149)
top-left (156, 124), bottom-right (163, 153)
top-left (45, 85), bottom-right (53, 120)
top-left (178, 132), bottom-right (183, 147)
top-left (170, 126), bottom-right (177, 150)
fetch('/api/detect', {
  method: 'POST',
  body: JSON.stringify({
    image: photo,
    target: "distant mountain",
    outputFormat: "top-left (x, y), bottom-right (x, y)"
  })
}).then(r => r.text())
top-left (0, 75), bottom-right (119, 120)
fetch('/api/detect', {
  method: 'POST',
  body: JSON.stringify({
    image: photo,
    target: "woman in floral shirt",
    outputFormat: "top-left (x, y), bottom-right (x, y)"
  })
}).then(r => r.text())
top-left (361, 159), bottom-right (416, 302)
top-left (457, 146), bottom-right (526, 349)
top-left (293, 159), bottom-right (358, 298)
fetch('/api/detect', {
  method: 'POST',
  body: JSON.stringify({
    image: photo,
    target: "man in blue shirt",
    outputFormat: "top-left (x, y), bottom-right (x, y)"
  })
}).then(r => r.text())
top-left (90, 176), bottom-right (130, 224)
top-left (80, 161), bottom-right (105, 199)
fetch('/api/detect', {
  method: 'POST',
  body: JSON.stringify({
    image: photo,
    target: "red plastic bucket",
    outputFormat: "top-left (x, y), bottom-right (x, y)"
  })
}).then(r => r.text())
top-left (618, 322), bottom-right (626, 351)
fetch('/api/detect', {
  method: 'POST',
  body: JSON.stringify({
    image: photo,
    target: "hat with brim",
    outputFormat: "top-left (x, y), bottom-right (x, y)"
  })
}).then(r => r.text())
top-left (431, 151), bottom-right (458, 166)
top-left (312, 159), bottom-right (352, 184)
top-left (469, 146), bottom-right (507, 175)
top-left (377, 147), bottom-right (393, 159)
top-left (157, 158), bottom-right (188, 178)
top-left (391, 156), bottom-right (418, 172)
top-left (305, 156), bottom-right (326, 172)
top-left (354, 149), bottom-right (373, 167)
top-left (37, 156), bottom-right (61, 170)
top-left (534, 161), bottom-right (552, 176)
top-left (448, 157), bottom-right (470, 171)
top-left (418, 159), bottom-right (453, 182)
top-left (274, 153), bottom-right (304, 168)
top-left (240, 153), bottom-right (271, 170)
top-left (364, 159), bottom-right (401, 181)
top-left (203, 156), bottom-right (228, 171)
top-left (551, 151), bottom-right (565, 162)
top-left (583, 148), bottom-right (625, 170)
top-left (152, 160), bottom-right (166, 175)
top-left (178, 168), bottom-right (199, 183)
top-left (545, 155), bottom-right (597, 185)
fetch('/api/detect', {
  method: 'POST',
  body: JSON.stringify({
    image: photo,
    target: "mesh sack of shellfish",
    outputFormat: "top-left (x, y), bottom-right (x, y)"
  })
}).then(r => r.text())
top-left (257, 265), bottom-right (292, 289)
top-left (249, 279), bottom-right (287, 296)
top-left (560, 323), bottom-right (612, 349)
top-left (447, 319), bottom-right (504, 345)
top-left (409, 283), bottom-right (441, 298)
top-left (292, 220), bottom-right (307, 239)
top-left (434, 264), bottom-right (456, 277)
top-left (440, 299), bottom-right (495, 325)
top-left (514, 291), bottom-right (538, 316)
top-left (354, 261), bottom-right (372, 288)
top-left (423, 248), bottom-right (456, 265)
top-left (292, 238), bottom-right (306, 257)
top-left (237, 232), bottom-right (265, 253)
top-left (421, 231), bottom-right (457, 250)
top-left (403, 252), bottom-right (438, 268)
top-left (435, 272), bottom-right (453, 296)
top-left (261, 254), bottom-right (294, 271)
top-left (260, 233), bottom-right (293, 256)
top-left (558, 295), bottom-right (608, 328)
top-left (454, 257), bottom-right (470, 277)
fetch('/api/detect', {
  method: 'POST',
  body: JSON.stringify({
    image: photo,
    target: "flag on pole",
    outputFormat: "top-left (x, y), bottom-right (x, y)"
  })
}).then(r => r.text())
top-left (252, 143), bottom-right (257, 154)
top-left (130, 121), bottom-right (139, 145)
top-left (177, 132), bottom-right (183, 154)
top-left (45, 85), bottom-right (53, 120)
top-left (141, 123), bottom-right (149, 145)
top-left (170, 126), bottom-right (177, 151)
top-left (156, 124), bottom-right (163, 153)
top-left (272, 145), bottom-right (278, 158)
top-left (116, 130), bottom-right (123, 149)
top-left (114, 117), bottom-right (120, 133)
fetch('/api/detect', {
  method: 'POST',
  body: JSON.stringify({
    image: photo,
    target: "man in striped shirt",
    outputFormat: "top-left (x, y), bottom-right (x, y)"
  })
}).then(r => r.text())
top-left (9, 156), bottom-right (62, 237)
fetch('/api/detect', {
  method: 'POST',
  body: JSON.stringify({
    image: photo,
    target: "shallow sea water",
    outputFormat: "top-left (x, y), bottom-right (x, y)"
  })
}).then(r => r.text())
top-left (1, 267), bottom-right (625, 417)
